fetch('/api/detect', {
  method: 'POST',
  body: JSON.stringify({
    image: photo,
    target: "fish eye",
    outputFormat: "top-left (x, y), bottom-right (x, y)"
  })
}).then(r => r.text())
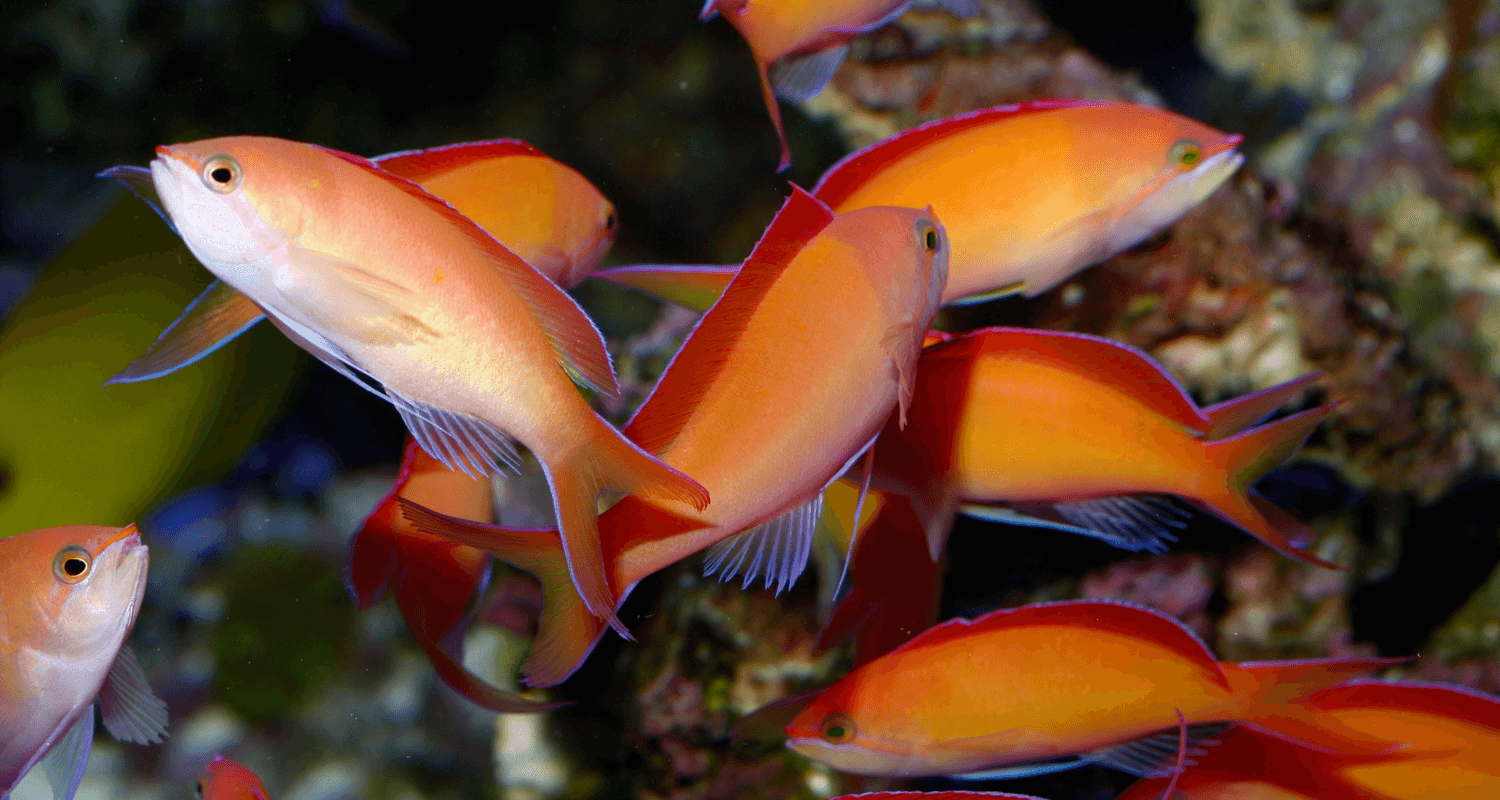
top-left (918, 222), bottom-right (938, 252)
top-left (820, 713), bottom-right (856, 743)
top-left (1170, 140), bottom-right (1203, 169)
top-left (604, 209), bottom-right (618, 231)
top-left (195, 780), bottom-right (204, 797)
top-left (201, 155), bottom-right (242, 193)
top-left (53, 546), bottom-right (92, 583)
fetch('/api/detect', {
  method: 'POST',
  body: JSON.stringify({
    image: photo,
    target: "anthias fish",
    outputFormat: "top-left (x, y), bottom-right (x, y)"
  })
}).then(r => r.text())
top-left (597, 101), bottom-right (1242, 309)
top-left (121, 135), bottom-right (707, 632)
top-left (197, 755), bottom-right (271, 800)
top-left (403, 185), bottom-right (948, 687)
top-left (1, 525), bottom-right (167, 800)
top-left (703, 0), bottom-right (979, 170)
top-left (347, 436), bottom-right (558, 712)
top-left (783, 599), bottom-right (1399, 779)
top-left (871, 327), bottom-right (1337, 568)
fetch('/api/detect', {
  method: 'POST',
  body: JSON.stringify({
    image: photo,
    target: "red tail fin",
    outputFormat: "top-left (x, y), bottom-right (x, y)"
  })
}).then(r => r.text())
top-left (1202, 372), bottom-right (1323, 440)
top-left (1236, 656), bottom-right (1410, 755)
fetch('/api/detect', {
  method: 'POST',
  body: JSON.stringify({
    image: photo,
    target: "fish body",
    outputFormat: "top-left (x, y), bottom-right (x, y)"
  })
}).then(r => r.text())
top-left (0, 524), bottom-right (167, 800)
top-left (403, 186), bottom-right (948, 686)
top-left (198, 755), bottom-right (271, 800)
top-left (144, 135), bottom-right (706, 631)
top-left (347, 436), bottom-right (558, 712)
top-left (374, 140), bottom-right (617, 288)
top-left (783, 599), bottom-right (1397, 778)
top-left (871, 327), bottom-right (1335, 567)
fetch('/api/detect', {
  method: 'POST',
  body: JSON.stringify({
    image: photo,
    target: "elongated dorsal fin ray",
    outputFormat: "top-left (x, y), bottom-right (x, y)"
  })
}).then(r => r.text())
top-left (314, 144), bottom-right (620, 396)
top-left (626, 186), bottom-right (835, 455)
top-left (373, 139), bottom-right (546, 182)
top-left (106, 280), bottom-right (264, 384)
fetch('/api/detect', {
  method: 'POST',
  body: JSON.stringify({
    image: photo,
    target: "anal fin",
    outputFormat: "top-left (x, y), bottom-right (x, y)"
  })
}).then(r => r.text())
top-left (1088, 721), bottom-right (1228, 777)
top-left (107, 280), bottom-right (264, 384)
top-left (703, 492), bottom-right (824, 595)
top-left (1052, 494), bottom-right (1191, 554)
top-left (98, 645), bottom-right (169, 744)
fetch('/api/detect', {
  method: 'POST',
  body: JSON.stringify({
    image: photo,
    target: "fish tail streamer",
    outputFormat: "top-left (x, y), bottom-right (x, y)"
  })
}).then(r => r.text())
top-left (1233, 656), bottom-right (1408, 755)
top-left (395, 498), bottom-right (612, 688)
top-left (754, 60), bottom-right (793, 172)
top-left (346, 501), bottom-right (402, 609)
top-left (1193, 403), bottom-right (1340, 569)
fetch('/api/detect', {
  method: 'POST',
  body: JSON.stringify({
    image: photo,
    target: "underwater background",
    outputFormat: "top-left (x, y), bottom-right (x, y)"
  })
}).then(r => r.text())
top-left (5, 0), bottom-right (1500, 798)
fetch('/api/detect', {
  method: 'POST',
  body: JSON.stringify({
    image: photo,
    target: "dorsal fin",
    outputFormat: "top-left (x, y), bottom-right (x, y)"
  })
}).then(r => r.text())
top-left (924, 327), bottom-right (1212, 435)
top-left (811, 100), bottom-right (1110, 209)
top-left (886, 599), bottom-right (1230, 690)
top-left (316, 144), bottom-right (620, 396)
top-left (373, 139), bottom-right (546, 182)
top-left (625, 185), bottom-right (835, 454)
top-left (1307, 679), bottom-right (1500, 733)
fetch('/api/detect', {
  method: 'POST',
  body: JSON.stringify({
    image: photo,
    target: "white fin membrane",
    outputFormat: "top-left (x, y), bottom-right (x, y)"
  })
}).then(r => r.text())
top-left (769, 45), bottom-right (850, 103)
top-left (955, 721), bottom-right (1226, 781)
top-left (98, 645), bottom-right (169, 744)
top-left (41, 710), bottom-right (93, 800)
top-left (1052, 494), bottom-right (1192, 554)
top-left (703, 493), bottom-right (824, 594)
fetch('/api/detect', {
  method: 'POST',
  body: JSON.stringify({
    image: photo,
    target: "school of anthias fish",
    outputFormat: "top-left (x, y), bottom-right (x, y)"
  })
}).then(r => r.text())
top-left (3, 2), bottom-right (1497, 800)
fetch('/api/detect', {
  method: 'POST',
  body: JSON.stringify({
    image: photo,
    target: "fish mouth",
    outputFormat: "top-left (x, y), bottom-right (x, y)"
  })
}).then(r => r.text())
top-left (154, 144), bottom-right (198, 171)
top-left (102, 523), bottom-right (142, 551)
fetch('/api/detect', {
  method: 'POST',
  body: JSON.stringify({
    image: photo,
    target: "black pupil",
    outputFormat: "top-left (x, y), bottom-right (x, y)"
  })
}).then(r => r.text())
top-left (196, 780), bottom-right (204, 796)
top-left (63, 557), bottom-right (86, 577)
top-left (606, 212), bottom-right (616, 229)
top-left (925, 229), bottom-right (936, 250)
top-left (211, 166), bottom-right (233, 183)
top-left (826, 725), bottom-right (845, 739)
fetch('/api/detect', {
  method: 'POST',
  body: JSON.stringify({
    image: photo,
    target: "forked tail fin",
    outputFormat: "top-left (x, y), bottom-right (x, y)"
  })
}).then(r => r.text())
top-left (397, 499), bottom-right (612, 687)
top-left (1235, 656), bottom-right (1409, 755)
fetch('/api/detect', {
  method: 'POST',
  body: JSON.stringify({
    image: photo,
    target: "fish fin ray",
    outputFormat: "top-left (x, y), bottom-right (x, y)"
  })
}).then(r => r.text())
top-left (754, 58), bottom-right (793, 172)
top-left (1051, 494), bottom-right (1190, 554)
top-left (98, 645), bottom-right (169, 744)
top-left (835, 442), bottom-right (877, 597)
top-left (592, 264), bottom-right (737, 313)
top-left (107, 280), bottom-right (264, 384)
top-left (373, 139), bottom-right (544, 182)
top-left (882, 322), bottom-right (921, 427)
top-left (952, 757), bottom-right (1091, 780)
top-left (1087, 722), bottom-right (1228, 777)
top-left (704, 492), bottom-right (822, 595)
top-left (388, 392), bottom-right (522, 478)
top-left (98, 164), bottom-right (176, 232)
top-left (1202, 372), bottom-right (1322, 439)
top-left (42, 708), bottom-right (93, 800)
top-left (769, 44), bottom-right (848, 103)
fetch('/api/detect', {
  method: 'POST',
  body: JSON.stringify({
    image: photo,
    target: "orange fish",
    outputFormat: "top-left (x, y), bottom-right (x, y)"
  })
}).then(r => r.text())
top-left (197, 755), bottom-right (271, 800)
top-left (1, 525), bottom-right (167, 800)
top-left (869, 327), bottom-right (1336, 568)
top-left (402, 185), bottom-right (949, 686)
top-left (782, 599), bottom-right (1399, 779)
top-left (597, 101), bottom-right (1242, 308)
top-left (1114, 725), bottom-right (1374, 800)
top-left (703, 0), bottom-right (979, 170)
top-left (346, 436), bottom-right (558, 712)
top-left (118, 135), bottom-right (707, 632)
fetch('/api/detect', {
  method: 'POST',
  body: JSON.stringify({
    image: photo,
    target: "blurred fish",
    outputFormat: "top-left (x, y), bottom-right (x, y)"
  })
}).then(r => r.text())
top-left (373, 140), bottom-right (617, 289)
top-left (1113, 725), bottom-right (1386, 800)
top-left (702, 0), bottom-right (980, 170)
top-left (197, 755), bottom-right (271, 800)
top-left (597, 101), bottom-right (1242, 307)
top-left (780, 599), bottom-right (1399, 779)
top-left (347, 436), bottom-right (559, 712)
top-left (119, 135), bottom-right (708, 632)
top-left (0, 524), bottom-right (167, 800)
top-left (401, 186), bottom-right (949, 686)
top-left (870, 327), bottom-right (1337, 568)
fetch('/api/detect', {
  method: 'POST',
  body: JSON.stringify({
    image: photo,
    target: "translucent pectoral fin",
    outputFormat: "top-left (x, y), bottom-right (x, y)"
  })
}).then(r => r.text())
top-left (98, 645), bottom-right (169, 744)
top-left (279, 243), bottom-right (439, 346)
top-left (107, 280), bottom-right (264, 384)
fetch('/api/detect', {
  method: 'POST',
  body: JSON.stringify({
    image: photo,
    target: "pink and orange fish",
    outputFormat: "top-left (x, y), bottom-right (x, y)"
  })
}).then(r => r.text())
top-left (780, 599), bottom-right (1400, 779)
top-left (1, 525), bottom-right (168, 800)
top-left (401, 185), bottom-right (948, 687)
top-left (869, 326), bottom-right (1337, 568)
top-left (347, 436), bottom-right (558, 712)
top-left (197, 755), bottom-right (271, 800)
top-left (702, 0), bottom-right (980, 170)
top-left (598, 101), bottom-right (1242, 307)
top-left (108, 135), bottom-right (708, 633)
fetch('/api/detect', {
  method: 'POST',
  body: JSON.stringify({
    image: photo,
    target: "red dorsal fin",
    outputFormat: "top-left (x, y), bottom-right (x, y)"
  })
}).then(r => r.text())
top-left (317, 144), bottom-right (620, 396)
top-left (373, 139), bottom-right (546, 182)
top-left (1307, 679), bottom-right (1500, 733)
top-left (926, 327), bottom-right (1212, 436)
top-left (625, 185), bottom-right (835, 454)
top-left (811, 100), bottom-right (1110, 209)
top-left (886, 599), bottom-right (1231, 690)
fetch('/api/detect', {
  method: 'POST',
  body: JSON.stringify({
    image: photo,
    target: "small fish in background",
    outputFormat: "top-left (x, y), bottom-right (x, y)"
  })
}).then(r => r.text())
top-left (777, 599), bottom-right (1401, 779)
top-left (595, 101), bottom-right (1243, 308)
top-left (702, 0), bottom-right (981, 170)
top-left (373, 140), bottom-right (618, 289)
top-left (0, 524), bottom-right (168, 800)
top-left (347, 436), bottom-right (559, 712)
top-left (107, 135), bottom-right (709, 634)
top-left (196, 755), bottom-right (271, 800)
top-left (401, 186), bottom-right (949, 688)
top-left (870, 326), bottom-right (1338, 568)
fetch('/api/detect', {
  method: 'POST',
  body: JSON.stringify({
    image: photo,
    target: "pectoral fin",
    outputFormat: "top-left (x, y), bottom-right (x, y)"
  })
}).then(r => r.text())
top-left (279, 243), bottom-right (439, 346)
top-left (107, 280), bottom-right (264, 384)
top-left (881, 321), bottom-right (921, 427)
top-left (98, 645), bottom-right (169, 744)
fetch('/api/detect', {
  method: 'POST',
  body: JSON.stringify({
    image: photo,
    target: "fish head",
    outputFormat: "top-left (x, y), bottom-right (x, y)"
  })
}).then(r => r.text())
top-left (1104, 109), bottom-right (1244, 256)
top-left (150, 137), bottom-right (306, 270)
top-left (0, 524), bottom-right (148, 662)
top-left (828, 204), bottom-right (950, 336)
top-left (560, 186), bottom-right (618, 288)
top-left (783, 682), bottom-right (926, 777)
top-left (198, 754), bottom-right (271, 800)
